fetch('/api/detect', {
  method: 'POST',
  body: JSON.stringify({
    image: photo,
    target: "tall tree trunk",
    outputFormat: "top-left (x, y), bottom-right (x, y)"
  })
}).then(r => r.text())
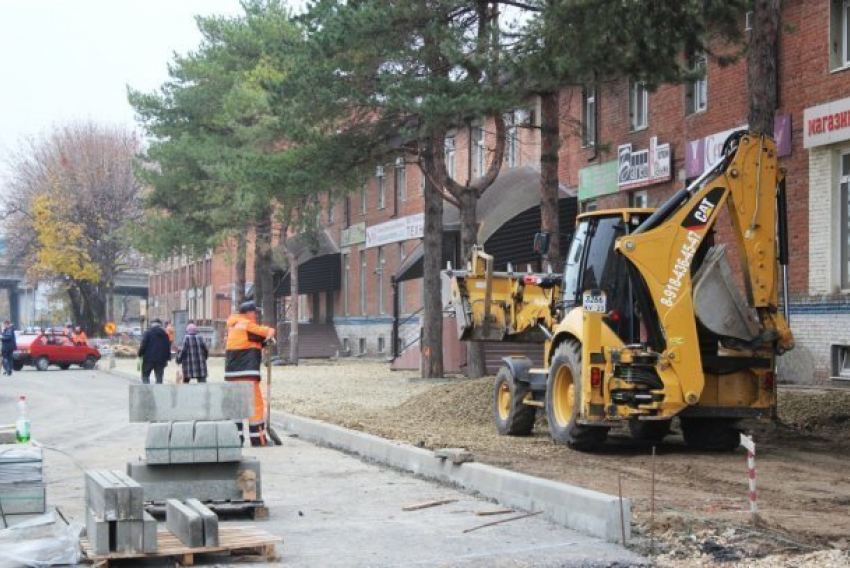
top-left (540, 90), bottom-right (561, 272)
top-left (421, 173), bottom-right (444, 378)
top-left (286, 249), bottom-right (299, 365)
top-left (235, 231), bottom-right (247, 310)
top-left (253, 206), bottom-right (277, 330)
top-left (459, 191), bottom-right (485, 379)
top-left (747, 0), bottom-right (780, 136)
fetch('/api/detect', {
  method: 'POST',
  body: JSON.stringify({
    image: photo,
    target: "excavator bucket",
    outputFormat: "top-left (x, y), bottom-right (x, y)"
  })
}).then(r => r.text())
top-left (692, 245), bottom-right (761, 342)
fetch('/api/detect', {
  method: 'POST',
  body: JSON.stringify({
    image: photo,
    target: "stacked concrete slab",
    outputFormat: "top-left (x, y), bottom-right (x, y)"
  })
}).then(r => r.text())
top-left (84, 469), bottom-right (157, 554)
top-left (127, 384), bottom-right (263, 506)
top-left (0, 445), bottom-right (46, 515)
top-left (166, 498), bottom-right (219, 547)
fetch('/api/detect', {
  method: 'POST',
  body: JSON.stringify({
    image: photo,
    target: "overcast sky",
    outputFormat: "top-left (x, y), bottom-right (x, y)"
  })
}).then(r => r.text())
top-left (0, 0), bottom-right (265, 180)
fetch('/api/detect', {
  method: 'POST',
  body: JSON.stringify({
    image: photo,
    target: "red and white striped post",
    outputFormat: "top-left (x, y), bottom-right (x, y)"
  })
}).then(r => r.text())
top-left (740, 433), bottom-right (758, 520)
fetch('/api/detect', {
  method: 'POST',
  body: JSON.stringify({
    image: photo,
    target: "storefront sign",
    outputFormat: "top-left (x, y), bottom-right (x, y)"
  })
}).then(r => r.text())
top-left (578, 160), bottom-right (618, 200)
top-left (366, 213), bottom-right (424, 248)
top-left (804, 97), bottom-right (850, 148)
top-left (341, 222), bottom-right (366, 247)
top-left (685, 115), bottom-right (793, 178)
top-left (618, 137), bottom-right (671, 190)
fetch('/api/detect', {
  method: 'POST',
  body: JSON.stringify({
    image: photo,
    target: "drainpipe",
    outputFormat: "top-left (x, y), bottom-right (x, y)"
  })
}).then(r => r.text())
top-left (391, 276), bottom-right (400, 360)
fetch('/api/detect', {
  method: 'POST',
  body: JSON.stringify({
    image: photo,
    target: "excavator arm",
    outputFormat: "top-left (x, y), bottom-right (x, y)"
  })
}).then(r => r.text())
top-left (615, 132), bottom-right (794, 410)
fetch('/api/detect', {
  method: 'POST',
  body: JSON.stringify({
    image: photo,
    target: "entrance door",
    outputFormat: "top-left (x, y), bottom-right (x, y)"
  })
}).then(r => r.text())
top-left (311, 293), bottom-right (321, 323)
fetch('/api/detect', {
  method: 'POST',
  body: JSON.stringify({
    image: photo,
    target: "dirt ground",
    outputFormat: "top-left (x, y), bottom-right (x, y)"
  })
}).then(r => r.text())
top-left (258, 360), bottom-right (850, 566)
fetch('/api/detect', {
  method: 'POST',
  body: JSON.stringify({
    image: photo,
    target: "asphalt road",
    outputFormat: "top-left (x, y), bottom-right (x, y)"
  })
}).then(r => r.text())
top-left (0, 368), bottom-right (645, 567)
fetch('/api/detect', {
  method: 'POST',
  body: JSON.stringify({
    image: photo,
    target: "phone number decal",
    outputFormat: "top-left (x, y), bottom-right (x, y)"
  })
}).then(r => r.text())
top-left (660, 230), bottom-right (701, 308)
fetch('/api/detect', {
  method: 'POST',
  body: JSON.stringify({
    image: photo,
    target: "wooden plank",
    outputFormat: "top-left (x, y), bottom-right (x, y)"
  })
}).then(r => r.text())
top-left (402, 498), bottom-right (458, 512)
top-left (462, 511), bottom-right (543, 534)
top-left (80, 526), bottom-right (282, 562)
top-left (474, 509), bottom-right (514, 517)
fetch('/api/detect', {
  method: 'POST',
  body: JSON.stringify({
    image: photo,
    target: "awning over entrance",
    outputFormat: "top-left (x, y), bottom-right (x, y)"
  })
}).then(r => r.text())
top-left (275, 230), bottom-right (341, 296)
top-left (393, 166), bottom-right (577, 282)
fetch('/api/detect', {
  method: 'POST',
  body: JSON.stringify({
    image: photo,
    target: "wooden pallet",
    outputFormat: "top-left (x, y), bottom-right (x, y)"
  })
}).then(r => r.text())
top-left (81, 526), bottom-right (282, 567)
top-left (145, 499), bottom-right (269, 520)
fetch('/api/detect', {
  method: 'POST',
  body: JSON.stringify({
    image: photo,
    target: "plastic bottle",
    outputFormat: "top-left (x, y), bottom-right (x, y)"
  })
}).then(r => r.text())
top-left (16, 395), bottom-right (30, 443)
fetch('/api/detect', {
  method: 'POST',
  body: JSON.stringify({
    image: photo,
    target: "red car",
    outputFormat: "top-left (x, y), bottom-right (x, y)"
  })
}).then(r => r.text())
top-left (13, 333), bottom-right (101, 371)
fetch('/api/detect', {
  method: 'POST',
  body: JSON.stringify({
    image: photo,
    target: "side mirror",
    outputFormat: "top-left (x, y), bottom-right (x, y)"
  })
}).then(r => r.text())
top-left (533, 232), bottom-right (551, 255)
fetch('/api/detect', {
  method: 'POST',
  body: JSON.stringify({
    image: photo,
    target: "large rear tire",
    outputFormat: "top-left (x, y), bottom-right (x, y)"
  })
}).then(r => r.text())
top-left (545, 341), bottom-right (608, 451)
top-left (493, 366), bottom-right (536, 436)
top-left (628, 419), bottom-right (672, 442)
top-left (680, 417), bottom-right (741, 451)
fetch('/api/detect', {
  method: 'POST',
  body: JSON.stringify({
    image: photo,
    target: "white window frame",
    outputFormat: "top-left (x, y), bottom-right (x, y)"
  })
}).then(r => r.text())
top-left (342, 253), bottom-right (350, 315)
top-left (398, 243), bottom-right (406, 314)
top-left (629, 81), bottom-right (648, 131)
top-left (831, 344), bottom-right (850, 380)
top-left (360, 183), bottom-right (367, 215)
top-left (687, 52), bottom-right (708, 114)
top-left (580, 199), bottom-right (598, 213)
top-left (327, 197), bottom-right (335, 223)
top-left (359, 250), bottom-right (367, 315)
top-left (377, 246), bottom-right (385, 314)
top-left (472, 125), bottom-right (485, 178)
top-left (505, 112), bottom-right (518, 168)
top-left (840, 150), bottom-right (850, 289)
top-left (376, 165), bottom-right (386, 209)
top-left (444, 135), bottom-right (456, 179)
top-left (582, 87), bottom-right (597, 147)
top-left (845, 0), bottom-right (850, 67)
top-left (630, 189), bottom-right (648, 208)
top-left (395, 157), bottom-right (406, 203)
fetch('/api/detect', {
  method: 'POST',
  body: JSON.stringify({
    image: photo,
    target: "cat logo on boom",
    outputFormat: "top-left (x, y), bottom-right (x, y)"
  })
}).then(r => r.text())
top-left (681, 187), bottom-right (724, 229)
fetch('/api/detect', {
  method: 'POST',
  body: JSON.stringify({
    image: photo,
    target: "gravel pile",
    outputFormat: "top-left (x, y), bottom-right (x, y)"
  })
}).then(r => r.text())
top-left (777, 389), bottom-right (850, 431)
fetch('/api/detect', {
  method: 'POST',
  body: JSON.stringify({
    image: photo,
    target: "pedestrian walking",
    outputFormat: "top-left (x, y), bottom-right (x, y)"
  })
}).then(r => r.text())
top-left (137, 318), bottom-right (171, 384)
top-left (1, 320), bottom-right (16, 376)
top-left (176, 323), bottom-right (208, 383)
top-left (225, 301), bottom-right (275, 446)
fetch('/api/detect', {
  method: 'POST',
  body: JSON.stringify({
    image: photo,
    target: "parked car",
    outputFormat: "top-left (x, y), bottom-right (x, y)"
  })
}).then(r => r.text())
top-left (13, 332), bottom-right (101, 371)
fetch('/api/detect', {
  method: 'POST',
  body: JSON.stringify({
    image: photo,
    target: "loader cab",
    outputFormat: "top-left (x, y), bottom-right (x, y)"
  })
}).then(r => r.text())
top-left (561, 209), bottom-right (654, 342)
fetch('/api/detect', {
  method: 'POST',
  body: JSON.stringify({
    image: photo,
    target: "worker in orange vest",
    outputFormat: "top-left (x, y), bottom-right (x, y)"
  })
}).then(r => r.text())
top-left (72, 326), bottom-right (88, 346)
top-left (225, 301), bottom-right (275, 446)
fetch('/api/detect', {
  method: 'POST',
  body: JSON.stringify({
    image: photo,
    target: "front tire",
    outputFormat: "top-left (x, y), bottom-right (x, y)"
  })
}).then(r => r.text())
top-left (35, 357), bottom-right (49, 372)
top-left (493, 366), bottom-right (536, 436)
top-left (680, 418), bottom-right (741, 451)
top-left (12, 362), bottom-right (23, 372)
top-left (83, 356), bottom-right (97, 370)
top-left (545, 341), bottom-right (608, 451)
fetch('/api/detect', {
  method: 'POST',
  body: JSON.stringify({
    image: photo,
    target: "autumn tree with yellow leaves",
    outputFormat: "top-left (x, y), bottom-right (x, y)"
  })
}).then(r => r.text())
top-left (2, 123), bottom-right (144, 333)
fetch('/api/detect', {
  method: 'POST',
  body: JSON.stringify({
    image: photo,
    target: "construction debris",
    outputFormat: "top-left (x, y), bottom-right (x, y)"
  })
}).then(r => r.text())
top-left (0, 511), bottom-right (82, 567)
top-left (434, 447), bottom-right (474, 464)
top-left (402, 498), bottom-right (458, 512)
top-left (462, 511), bottom-right (543, 534)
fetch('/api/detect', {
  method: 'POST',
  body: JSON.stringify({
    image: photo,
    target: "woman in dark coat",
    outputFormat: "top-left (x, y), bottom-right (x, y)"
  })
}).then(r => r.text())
top-left (176, 323), bottom-right (209, 383)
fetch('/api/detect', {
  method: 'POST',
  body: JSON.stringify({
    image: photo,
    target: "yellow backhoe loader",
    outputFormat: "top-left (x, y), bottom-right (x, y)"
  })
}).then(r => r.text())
top-left (446, 131), bottom-right (794, 451)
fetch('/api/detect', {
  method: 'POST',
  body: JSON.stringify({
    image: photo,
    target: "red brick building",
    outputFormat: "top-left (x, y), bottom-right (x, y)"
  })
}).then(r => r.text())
top-left (149, 1), bottom-right (850, 381)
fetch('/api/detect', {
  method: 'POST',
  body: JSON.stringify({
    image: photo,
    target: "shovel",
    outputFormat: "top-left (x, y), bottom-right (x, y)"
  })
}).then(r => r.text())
top-left (264, 339), bottom-right (283, 446)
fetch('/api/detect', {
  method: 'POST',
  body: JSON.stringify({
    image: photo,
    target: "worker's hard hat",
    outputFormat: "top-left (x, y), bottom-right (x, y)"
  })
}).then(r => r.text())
top-left (239, 301), bottom-right (258, 314)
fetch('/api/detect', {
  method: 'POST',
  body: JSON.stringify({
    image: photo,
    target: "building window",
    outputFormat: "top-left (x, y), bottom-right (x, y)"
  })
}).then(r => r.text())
top-left (344, 195), bottom-right (351, 227)
top-left (377, 336), bottom-right (385, 354)
top-left (398, 243), bottom-right (406, 314)
top-left (831, 344), bottom-right (850, 380)
top-left (395, 157), bottom-right (406, 205)
top-left (582, 87), bottom-right (597, 147)
top-left (359, 250), bottom-right (367, 314)
top-left (359, 337), bottom-right (367, 355)
top-left (342, 253), bottom-right (350, 315)
top-left (377, 246), bottom-right (386, 314)
top-left (377, 166), bottom-right (386, 209)
top-left (580, 199), bottom-right (598, 213)
top-left (327, 197), bottom-right (335, 223)
top-left (360, 183), bottom-right (367, 215)
top-left (419, 169), bottom-right (426, 194)
top-left (840, 152), bottom-right (850, 288)
top-left (505, 112), bottom-right (518, 168)
top-left (831, 0), bottom-right (850, 69)
top-left (686, 52), bottom-right (708, 114)
top-left (472, 125), bottom-right (485, 178)
top-left (342, 337), bottom-right (350, 354)
top-left (630, 190), bottom-right (648, 208)
top-left (629, 81), bottom-right (648, 131)
top-left (444, 134), bottom-right (456, 179)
